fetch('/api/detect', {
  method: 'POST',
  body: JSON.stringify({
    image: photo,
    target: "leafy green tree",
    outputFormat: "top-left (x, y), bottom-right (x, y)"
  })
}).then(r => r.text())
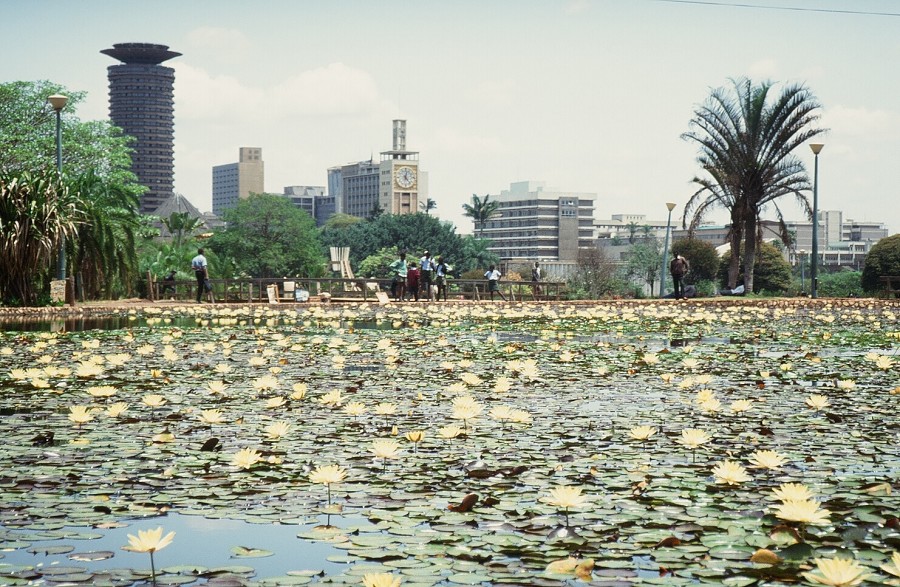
top-left (682, 78), bottom-right (824, 291)
top-left (717, 241), bottom-right (791, 294)
top-left (324, 213), bottom-right (362, 230)
top-left (569, 248), bottom-right (626, 299)
top-left (625, 239), bottom-right (662, 294)
top-left (672, 238), bottom-right (720, 282)
top-left (162, 211), bottom-right (204, 249)
top-left (1, 80), bottom-right (144, 303)
top-left (358, 247), bottom-right (400, 279)
top-left (625, 222), bottom-right (639, 244)
top-left (815, 271), bottom-right (862, 298)
top-left (208, 193), bottom-right (326, 278)
top-left (319, 212), bottom-right (494, 275)
top-left (462, 194), bottom-right (500, 237)
top-left (0, 170), bottom-right (75, 305)
top-left (861, 234), bottom-right (900, 293)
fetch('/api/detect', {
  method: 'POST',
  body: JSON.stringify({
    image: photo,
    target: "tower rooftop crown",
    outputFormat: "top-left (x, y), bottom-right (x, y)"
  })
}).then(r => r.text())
top-left (101, 43), bottom-right (181, 65)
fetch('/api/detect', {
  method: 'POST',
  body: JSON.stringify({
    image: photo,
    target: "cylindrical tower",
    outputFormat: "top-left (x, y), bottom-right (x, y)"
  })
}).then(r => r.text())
top-left (101, 43), bottom-right (181, 214)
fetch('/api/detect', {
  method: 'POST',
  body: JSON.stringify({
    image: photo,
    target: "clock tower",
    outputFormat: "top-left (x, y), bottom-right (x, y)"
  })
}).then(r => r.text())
top-left (379, 120), bottom-right (420, 215)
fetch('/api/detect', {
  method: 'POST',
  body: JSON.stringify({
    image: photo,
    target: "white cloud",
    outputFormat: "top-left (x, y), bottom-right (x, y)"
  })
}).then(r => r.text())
top-left (187, 26), bottom-right (251, 53)
top-left (173, 61), bottom-right (390, 122)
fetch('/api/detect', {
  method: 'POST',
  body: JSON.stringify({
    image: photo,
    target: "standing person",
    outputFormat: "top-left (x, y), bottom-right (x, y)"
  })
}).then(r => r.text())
top-left (191, 248), bottom-right (211, 303)
top-left (484, 265), bottom-right (507, 301)
top-left (670, 252), bottom-right (690, 300)
top-left (406, 261), bottom-right (420, 301)
top-left (435, 256), bottom-right (449, 301)
top-left (389, 251), bottom-right (408, 302)
top-left (419, 250), bottom-right (434, 301)
top-left (531, 261), bottom-right (542, 300)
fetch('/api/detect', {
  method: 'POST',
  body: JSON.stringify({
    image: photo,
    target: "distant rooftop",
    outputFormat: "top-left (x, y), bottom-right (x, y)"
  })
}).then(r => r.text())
top-left (101, 43), bottom-right (181, 65)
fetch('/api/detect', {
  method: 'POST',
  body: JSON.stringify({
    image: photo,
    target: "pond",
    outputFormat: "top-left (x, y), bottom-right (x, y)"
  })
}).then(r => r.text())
top-left (0, 300), bottom-right (898, 586)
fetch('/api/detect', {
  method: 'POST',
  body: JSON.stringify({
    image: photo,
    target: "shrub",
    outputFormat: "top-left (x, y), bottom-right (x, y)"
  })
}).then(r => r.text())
top-left (861, 234), bottom-right (900, 293)
top-left (717, 241), bottom-right (791, 294)
top-left (672, 238), bottom-right (720, 282)
top-left (815, 270), bottom-right (862, 298)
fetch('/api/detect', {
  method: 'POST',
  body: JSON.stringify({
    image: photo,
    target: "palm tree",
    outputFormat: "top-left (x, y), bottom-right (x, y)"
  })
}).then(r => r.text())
top-left (162, 211), bottom-right (204, 249)
top-left (625, 222), bottom-right (639, 244)
top-left (462, 194), bottom-right (500, 238)
top-left (419, 198), bottom-right (437, 215)
top-left (682, 78), bottom-right (824, 292)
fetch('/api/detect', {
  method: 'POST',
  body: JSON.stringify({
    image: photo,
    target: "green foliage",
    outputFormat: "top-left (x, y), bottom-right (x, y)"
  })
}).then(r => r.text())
top-left (319, 212), bottom-right (495, 276)
top-left (162, 211), bottom-right (204, 249)
top-left (324, 213), bottom-right (362, 230)
top-left (814, 270), bottom-right (862, 298)
top-left (672, 238), bottom-right (719, 282)
top-left (861, 234), bottom-right (900, 293)
top-left (208, 193), bottom-right (326, 278)
top-left (717, 241), bottom-right (791, 294)
top-left (358, 247), bottom-right (400, 279)
top-left (624, 239), bottom-right (661, 293)
top-left (461, 193), bottom-right (500, 236)
top-left (568, 248), bottom-right (629, 299)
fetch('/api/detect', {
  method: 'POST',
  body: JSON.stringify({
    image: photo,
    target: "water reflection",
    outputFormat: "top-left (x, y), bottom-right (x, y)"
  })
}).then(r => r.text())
top-left (0, 511), bottom-right (357, 581)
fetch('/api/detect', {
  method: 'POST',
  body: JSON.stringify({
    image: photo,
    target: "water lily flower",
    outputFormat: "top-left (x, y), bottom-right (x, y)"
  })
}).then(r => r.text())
top-left (438, 425), bottom-right (463, 439)
top-left (214, 363), bottom-right (232, 374)
top-left (344, 402), bottom-right (367, 417)
top-left (801, 557), bottom-right (871, 586)
top-left (694, 374), bottom-right (714, 386)
top-left (106, 402), bottom-right (129, 418)
top-left (248, 356), bottom-right (267, 367)
top-left (729, 399), bottom-right (753, 413)
top-left (772, 483), bottom-right (816, 502)
top-left (362, 573), bottom-right (401, 587)
top-left (136, 344), bottom-right (155, 356)
top-left (264, 396), bottom-right (286, 409)
top-left (712, 460), bottom-right (751, 485)
top-left (252, 374), bottom-right (279, 392)
top-left (374, 402), bottom-right (397, 415)
top-left (774, 499), bottom-right (831, 525)
top-left (460, 372), bottom-right (483, 386)
top-left (682, 358), bottom-right (700, 369)
top-left (559, 350), bottom-right (574, 362)
top-left (749, 450), bottom-right (788, 469)
top-left (290, 383), bottom-right (308, 400)
top-left (490, 406), bottom-right (514, 422)
top-left (628, 425), bottom-right (658, 441)
top-left (545, 557), bottom-right (594, 580)
top-left (642, 353), bottom-right (659, 365)
top-left (75, 362), bottom-right (104, 378)
top-left (371, 439), bottom-right (401, 466)
top-left (122, 526), bottom-right (175, 585)
top-left (880, 551), bottom-right (900, 578)
top-left (446, 382), bottom-right (469, 394)
top-left (198, 409), bottom-right (225, 425)
top-left (695, 389), bottom-right (716, 403)
top-left (679, 428), bottom-right (711, 449)
top-left (207, 381), bottom-right (226, 395)
top-left (493, 376), bottom-right (512, 393)
top-left (509, 409), bottom-right (532, 424)
top-left (265, 421), bottom-right (291, 440)
top-left (405, 430), bottom-right (425, 452)
top-left (320, 390), bottom-right (342, 407)
top-left (152, 430), bottom-right (175, 443)
top-left (699, 397), bottom-right (722, 413)
top-left (659, 372), bottom-right (674, 383)
top-left (806, 394), bottom-right (830, 410)
top-left (232, 447), bottom-right (264, 469)
top-left (68, 405), bottom-right (94, 426)
top-left (875, 355), bottom-right (894, 370)
top-left (309, 464), bottom-right (347, 505)
top-left (542, 485), bottom-right (588, 525)
top-left (836, 379), bottom-right (856, 390)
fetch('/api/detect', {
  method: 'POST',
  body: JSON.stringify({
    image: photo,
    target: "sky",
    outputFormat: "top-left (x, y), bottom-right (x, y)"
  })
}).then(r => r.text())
top-left (4, 0), bottom-right (900, 235)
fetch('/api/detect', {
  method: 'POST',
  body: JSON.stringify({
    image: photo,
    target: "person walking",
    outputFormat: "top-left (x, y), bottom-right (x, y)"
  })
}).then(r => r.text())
top-left (531, 261), bottom-right (542, 300)
top-left (484, 265), bottom-right (507, 301)
top-left (669, 252), bottom-right (690, 300)
top-left (389, 251), bottom-right (408, 302)
top-left (191, 248), bottom-right (212, 303)
top-left (435, 256), bottom-right (449, 301)
top-left (419, 250), bottom-right (434, 301)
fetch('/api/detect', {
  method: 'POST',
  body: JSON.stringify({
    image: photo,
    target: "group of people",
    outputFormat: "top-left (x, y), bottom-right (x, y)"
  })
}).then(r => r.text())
top-left (389, 250), bottom-right (450, 301)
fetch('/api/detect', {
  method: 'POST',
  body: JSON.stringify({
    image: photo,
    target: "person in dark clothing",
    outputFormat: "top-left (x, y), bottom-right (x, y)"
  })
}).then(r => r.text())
top-left (669, 253), bottom-right (689, 300)
top-left (161, 270), bottom-right (177, 297)
top-left (191, 248), bottom-right (211, 303)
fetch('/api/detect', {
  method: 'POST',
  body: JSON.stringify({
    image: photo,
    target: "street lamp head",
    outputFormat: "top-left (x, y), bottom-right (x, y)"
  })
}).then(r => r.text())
top-left (47, 94), bottom-right (68, 112)
top-left (809, 143), bottom-right (824, 155)
top-left (665, 202), bottom-right (677, 212)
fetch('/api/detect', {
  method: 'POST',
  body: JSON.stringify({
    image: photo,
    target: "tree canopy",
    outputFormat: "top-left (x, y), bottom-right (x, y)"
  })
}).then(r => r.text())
top-left (208, 193), bottom-right (326, 279)
top-left (682, 78), bottom-right (824, 291)
top-left (672, 238), bottom-right (720, 283)
top-left (462, 194), bottom-right (500, 237)
top-left (861, 233), bottom-right (900, 293)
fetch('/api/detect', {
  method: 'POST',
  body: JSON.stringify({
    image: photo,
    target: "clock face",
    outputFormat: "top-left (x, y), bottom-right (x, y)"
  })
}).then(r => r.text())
top-left (395, 166), bottom-right (416, 189)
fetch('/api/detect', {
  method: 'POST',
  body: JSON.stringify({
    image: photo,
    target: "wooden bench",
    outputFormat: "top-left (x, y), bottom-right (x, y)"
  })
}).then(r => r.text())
top-left (879, 276), bottom-right (900, 298)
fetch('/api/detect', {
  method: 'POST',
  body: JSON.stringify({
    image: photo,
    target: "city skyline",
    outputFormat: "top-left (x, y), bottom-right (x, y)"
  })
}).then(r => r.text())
top-left (4, 0), bottom-right (899, 234)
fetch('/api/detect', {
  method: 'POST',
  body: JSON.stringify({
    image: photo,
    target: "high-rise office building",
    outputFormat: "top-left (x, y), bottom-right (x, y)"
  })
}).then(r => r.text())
top-left (101, 43), bottom-right (180, 214)
top-left (212, 147), bottom-right (265, 215)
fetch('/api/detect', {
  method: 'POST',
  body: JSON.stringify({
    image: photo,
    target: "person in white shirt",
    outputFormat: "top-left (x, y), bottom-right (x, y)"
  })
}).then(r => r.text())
top-left (483, 265), bottom-right (507, 301)
top-left (419, 250), bottom-right (434, 301)
top-left (191, 248), bottom-right (211, 303)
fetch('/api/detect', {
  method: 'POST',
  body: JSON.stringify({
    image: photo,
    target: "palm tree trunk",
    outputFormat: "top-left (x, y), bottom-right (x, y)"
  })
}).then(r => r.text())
top-left (727, 229), bottom-right (741, 289)
top-left (742, 212), bottom-right (757, 293)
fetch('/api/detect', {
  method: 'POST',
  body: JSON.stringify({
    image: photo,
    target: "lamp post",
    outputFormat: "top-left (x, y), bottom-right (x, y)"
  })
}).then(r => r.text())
top-left (809, 143), bottom-right (824, 299)
top-left (48, 94), bottom-right (68, 281)
top-left (799, 249), bottom-right (806, 295)
top-left (659, 202), bottom-right (676, 298)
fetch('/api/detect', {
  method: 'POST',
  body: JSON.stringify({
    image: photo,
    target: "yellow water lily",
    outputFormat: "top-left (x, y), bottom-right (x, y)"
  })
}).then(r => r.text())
top-left (806, 394), bottom-right (830, 410)
top-left (729, 399), bottom-right (753, 413)
top-left (459, 372), bottom-right (483, 386)
top-left (774, 499), bottom-right (831, 525)
top-left (122, 526), bottom-right (175, 553)
top-left (679, 428), bottom-right (711, 449)
top-left (545, 556), bottom-right (594, 580)
top-left (319, 390), bottom-right (342, 407)
top-left (231, 447), bottom-right (264, 469)
top-left (371, 438), bottom-right (401, 464)
top-left (493, 376), bottom-right (512, 393)
top-left (264, 421), bottom-right (291, 440)
top-left (541, 485), bottom-right (588, 510)
top-left (642, 353), bottom-right (659, 365)
top-left (437, 425), bottom-right (463, 439)
top-left (772, 482), bottom-right (816, 502)
top-left (207, 381), bottom-right (227, 395)
top-left (801, 557), bottom-right (871, 586)
top-left (374, 402), bottom-right (397, 415)
top-left (75, 362), bottom-right (104, 378)
top-left (252, 374), bottom-right (279, 392)
top-left (875, 355), bottom-right (894, 370)
top-left (712, 460), bottom-right (751, 485)
top-left (748, 450), bottom-right (787, 469)
top-left (509, 409), bottom-right (532, 424)
top-left (835, 379), bottom-right (856, 390)
top-left (68, 405), bottom-right (94, 426)
top-left (264, 396), bottom-right (286, 409)
top-left (106, 402), bottom-right (129, 418)
top-left (362, 573), bottom-right (401, 587)
top-left (404, 430), bottom-right (425, 443)
top-left (198, 409), bottom-right (225, 425)
top-left (881, 551), bottom-right (900, 578)
top-left (291, 382), bottom-right (308, 399)
top-left (86, 385), bottom-right (117, 398)
top-left (628, 425), bottom-right (658, 441)
top-left (142, 394), bottom-right (167, 408)
top-left (344, 402), bottom-right (367, 417)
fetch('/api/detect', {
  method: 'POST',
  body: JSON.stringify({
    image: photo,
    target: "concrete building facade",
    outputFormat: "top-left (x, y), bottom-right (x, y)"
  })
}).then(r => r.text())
top-left (479, 181), bottom-right (596, 261)
top-left (283, 185), bottom-right (325, 219)
top-left (101, 43), bottom-right (180, 214)
top-left (212, 147), bottom-right (264, 216)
